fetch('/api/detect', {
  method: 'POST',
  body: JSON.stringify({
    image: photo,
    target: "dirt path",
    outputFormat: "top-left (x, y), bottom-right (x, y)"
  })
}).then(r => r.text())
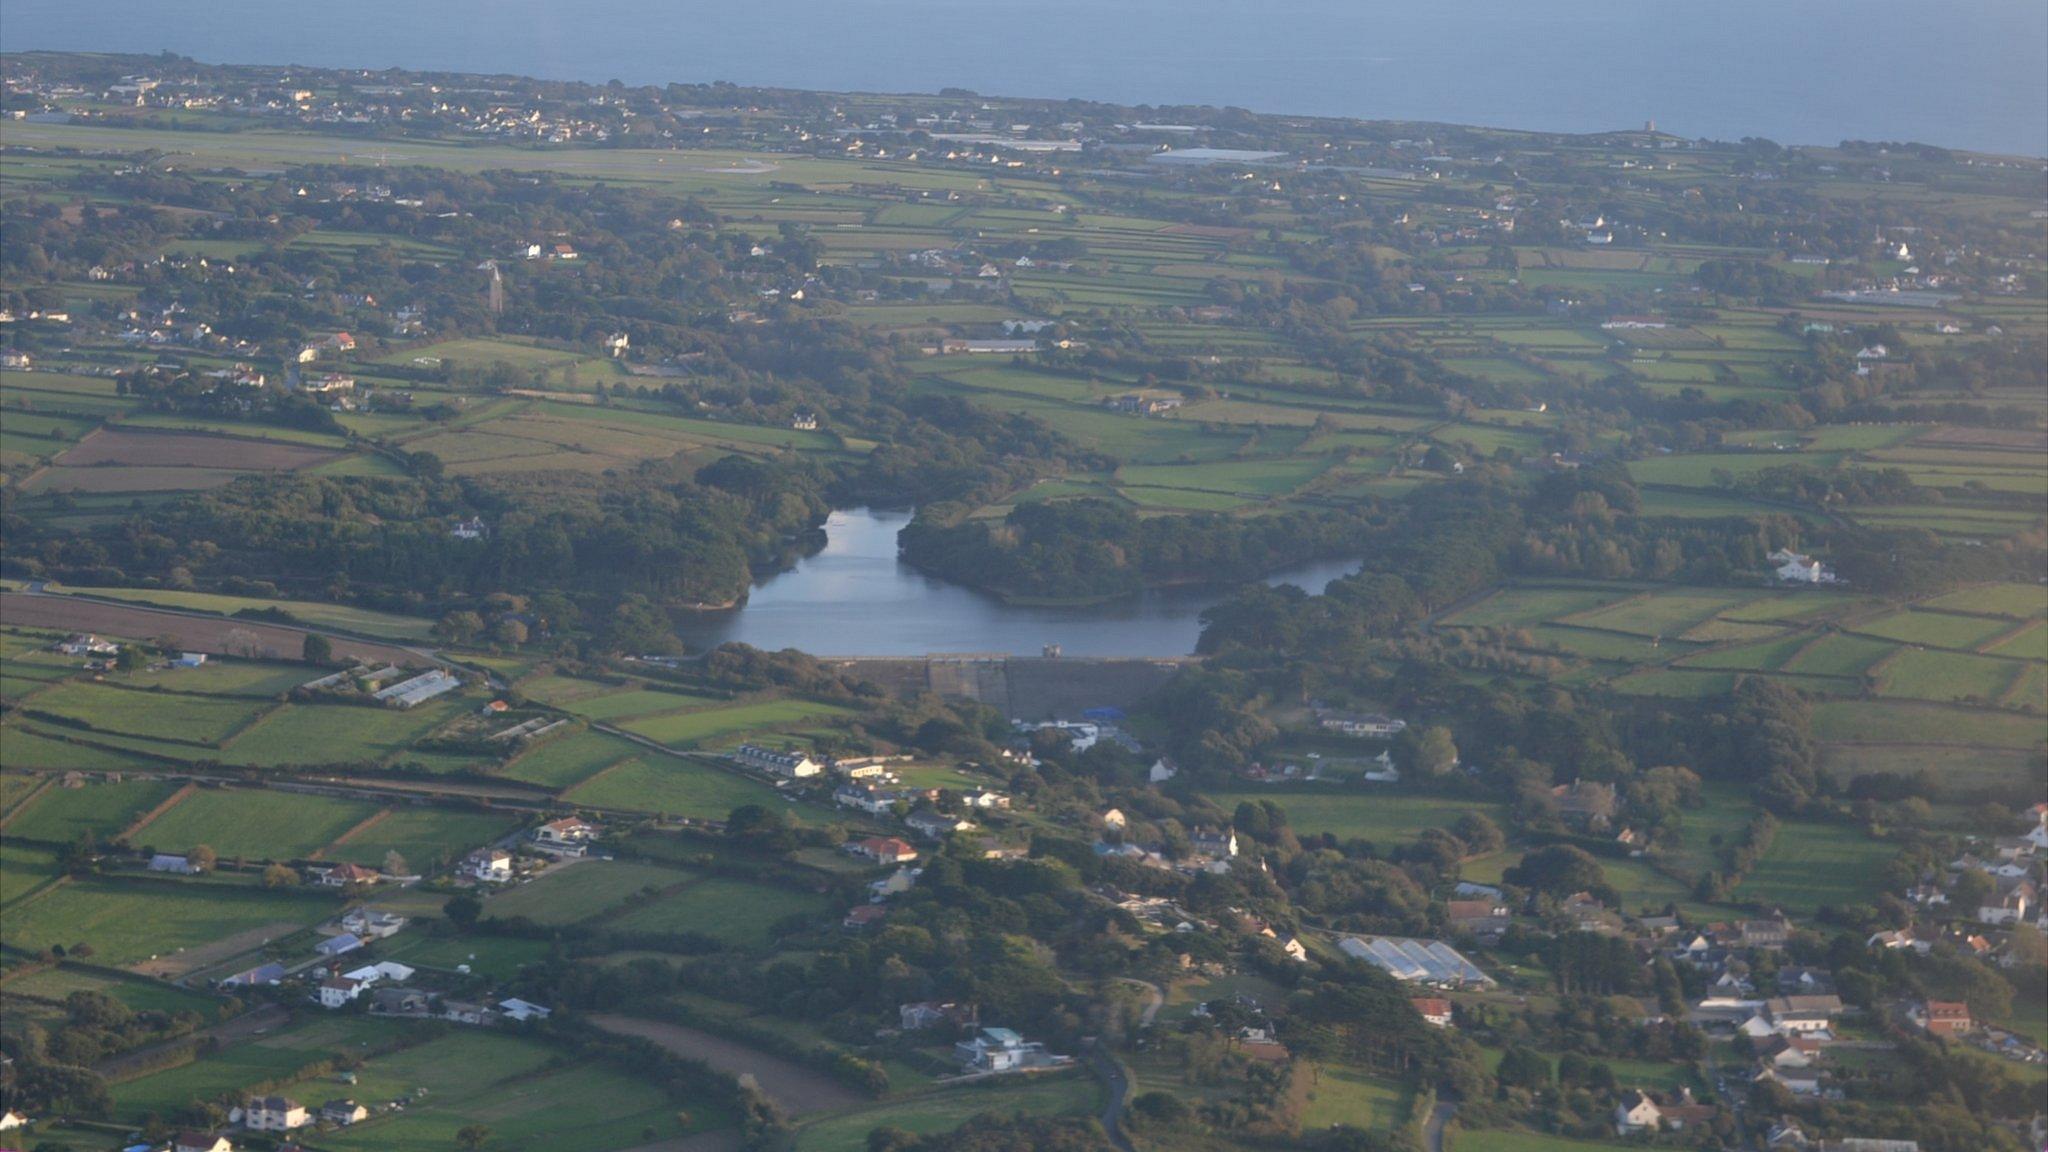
top-left (586, 1014), bottom-right (863, 1117)
top-left (0, 775), bottom-right (56, 830)
top-left (120, 781), bottom-right (198, 840)
top-left (318, 807), bottom-right (394, 859)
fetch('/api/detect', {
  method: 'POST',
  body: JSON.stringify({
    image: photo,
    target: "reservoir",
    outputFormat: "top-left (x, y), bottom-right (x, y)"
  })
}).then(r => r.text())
top-left (673, 508), bottom-right (1358, 658)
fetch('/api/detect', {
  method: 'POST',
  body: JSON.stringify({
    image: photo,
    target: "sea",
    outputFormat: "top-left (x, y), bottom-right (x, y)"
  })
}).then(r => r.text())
top-left (3, 0), bottom-right (2045, 156)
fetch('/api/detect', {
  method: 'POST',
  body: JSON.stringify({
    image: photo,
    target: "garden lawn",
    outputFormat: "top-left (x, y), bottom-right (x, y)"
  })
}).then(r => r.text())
top-left (1298, 1065), bottom-right (1410, 1131)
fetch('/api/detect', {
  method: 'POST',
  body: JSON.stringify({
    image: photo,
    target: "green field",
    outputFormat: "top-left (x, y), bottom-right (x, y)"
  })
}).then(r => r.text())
top-left (1880, 649), bottom-right (2025, 703)
top-left (25, 682), bottom-right (273, 745)
top-left (44, 584), bottom-right (435, 640)
top-left (138, 788), bottom-right (380, 860)
top-left (109, 1015), bottom-right (397, 1120)
top-left (1813, 700), bottom-right (2046, 748)
top-left (319, 808), bottom-right (521, 871)
top-left (500, 729), bottom-right (642, 788)
top-left (1, 963), bottom-right (222, 1020)
top-left (316, 1030), bottom-right (724, 1152)
top-left (4, 877), bottom-right (332, 965)
top-left (1441, 586), bottom-right (1630, 623)
top-left (605, 876), bottom-right (831, 947)
top-left (564, 686), bottom-right (725, 721)
top-left (220, 698), bottom-right (465, 767)
top-left (1299, 1065), bottom-right (1411, 1131)
top-left (1736, 820), bottom-right (1896, 913)
top-left (1856, 610), bottom-right (2017, 651)
top-left (565, 754), bottom-right (792, 818)
top-left (620, 698), bottom-right (855, 747)
top-left (1561, 590), bottom-right (1760, 638)
top-left (482, 859), bottom-right (694, 925)
top-left (792, 1074), bottom-right (1099, 1151)
top-left (2, 778), bottom-right (177, 844)
top-left (376, 930), bottom-right (555, 981)
top-left (1922, 583), bottom-right (2048, 619)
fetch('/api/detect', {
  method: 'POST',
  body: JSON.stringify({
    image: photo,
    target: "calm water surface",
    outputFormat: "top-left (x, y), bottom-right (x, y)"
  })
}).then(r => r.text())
top-left (673, 508), bottom-right (1358, 658)
top-left (4, 0), bottom-right (2043, 154)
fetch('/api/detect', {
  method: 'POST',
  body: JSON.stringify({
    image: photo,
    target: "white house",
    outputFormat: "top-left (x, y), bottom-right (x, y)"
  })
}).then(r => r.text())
top-left (1774, 553), bottom-right (1837, 584)
top-left (241, 1095), bottom-right (308, 1131)
top-left (953, 1026), bottom-right (1065, 1072)
top-left (318, 976), bottom-right (365, 1009)
top-left (1615, 1090), bottom-right (1662, 1134)
top-left (467, 849), bottom-right (514, 883)
top-left (321, 1099), bottom-right (369, 1126)
top-left (499, 997), bottom-right (551, 1022)
top-left (532, 816), bottom-right (598, 854)
top-left (735, 744), bottom-right (822, 778)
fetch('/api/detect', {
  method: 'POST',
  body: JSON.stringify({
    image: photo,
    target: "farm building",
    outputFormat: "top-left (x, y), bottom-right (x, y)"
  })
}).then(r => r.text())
top-left (1337, 935), bottom-right (1494, 987)
top-left (372, 669), bottom-right (462, 708)
top-left (735, 744), bottom-right (822, 778)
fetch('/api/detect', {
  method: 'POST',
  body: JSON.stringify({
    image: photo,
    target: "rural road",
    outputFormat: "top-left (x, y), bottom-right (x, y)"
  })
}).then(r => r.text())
top-left (1116, 977), bottom-right (1164, 1029)
top-left (1424, 1100), bottom-right (1453, 1152)
top-left (1087, 1046), bottom-right (1137, 1152)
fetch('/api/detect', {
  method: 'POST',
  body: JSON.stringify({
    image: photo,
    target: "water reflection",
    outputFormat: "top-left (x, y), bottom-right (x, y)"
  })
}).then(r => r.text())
top-left (674, 508), bottom-right (1358, 658)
